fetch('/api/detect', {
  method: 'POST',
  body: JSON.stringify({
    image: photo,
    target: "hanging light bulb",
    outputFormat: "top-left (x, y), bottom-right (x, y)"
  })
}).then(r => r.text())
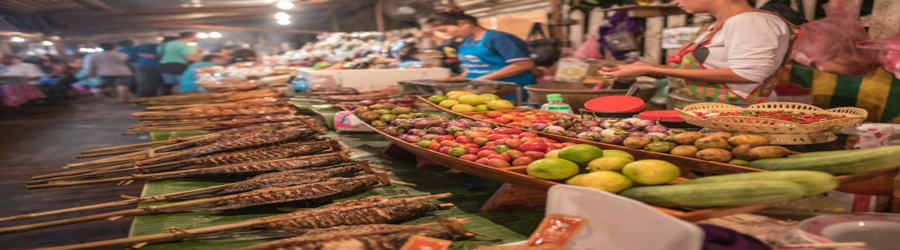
top-left (42, 40), bottom-right (54, 46)
top-left (274, 12), bottom-right (291, 20)
top-left (209, 32), bottom-right (222, 38)
top-left (196, 32), bottom-right (209, 39)
top-left (276, 19), bottom-right (292, 25)
top-left (275, 0), bottom-right (295, 10)
top-left (187, 42), bottom-right (198, 46)
top-left (11, 36), bottom-right (25, 42)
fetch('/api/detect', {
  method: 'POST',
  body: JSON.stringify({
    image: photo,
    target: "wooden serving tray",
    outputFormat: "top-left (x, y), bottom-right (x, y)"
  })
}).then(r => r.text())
top-left (359, 114), bottom-right (774, 221)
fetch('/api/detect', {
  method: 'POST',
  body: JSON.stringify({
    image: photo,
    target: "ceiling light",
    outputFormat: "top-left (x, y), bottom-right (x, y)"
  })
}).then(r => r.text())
top-left (42, 41), bottom-right (54, 46)
top-left (187, 42), bottom-right (198, 46)
top-left (197, 32), bottom-right (209, 39)
top-left (209, 32), bottom-right (222, 38)
top-left (276, 19), bottom-right (292, 25)
top-left (11, 36), bottom-right (25, 42)
top-left (274, 12), bottom-right (291, 20)
top-left (276, 0), bottom-right (295, 10)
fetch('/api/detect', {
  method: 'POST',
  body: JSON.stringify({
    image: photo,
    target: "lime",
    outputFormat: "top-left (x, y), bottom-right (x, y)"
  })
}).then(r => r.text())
top-left (558, 145), bottom-right (603, 166)
top-left (427, 95), bottom-right (448, 104)
top-left (545, 149), bottom-right (561, 158)
top-left (576, 171), bottom-right (633, 193)
top-left (526, 158), bottom-right (580, 180)
top-left (438, 100), bottom-right (460, 109)
top-left (602, 150), bottom-right (635, 161)
top-left (587, 156), bottom-right (633, 172)
top-left (474, 104), bottom-right (489, 112)
top-left (486, 100), bottom-right (514, 110)
top-left (450, 104), bottom-right (475, 112)
top-left (458, 94), bottom-right (486, 106)
top-left (447, 148), bottom-right (467, 157)
top-left (480, 93), bottom-right (501, 101)
top-left (565, 174), bottom-right (587, 185)
top-left (621, 160), bottom-right (681, 185)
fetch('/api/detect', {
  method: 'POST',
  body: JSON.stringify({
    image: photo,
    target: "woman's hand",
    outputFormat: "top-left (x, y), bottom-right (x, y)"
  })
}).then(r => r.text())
top-left (599, 63), bottom-right (657, 77)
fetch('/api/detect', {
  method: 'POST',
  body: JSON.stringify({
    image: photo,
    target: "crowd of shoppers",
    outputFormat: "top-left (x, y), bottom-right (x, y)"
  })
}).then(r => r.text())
top-left (0, 31), bottom-right (257, 106)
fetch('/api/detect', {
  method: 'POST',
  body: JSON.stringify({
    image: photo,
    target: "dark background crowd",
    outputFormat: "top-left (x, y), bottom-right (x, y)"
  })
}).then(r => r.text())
top-left (0, 31), bottom-right (259, 105)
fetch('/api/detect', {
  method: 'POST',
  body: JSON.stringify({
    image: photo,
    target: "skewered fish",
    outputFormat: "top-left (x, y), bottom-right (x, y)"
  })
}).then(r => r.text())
top-left (237, 220), bottom-right (469, 250)
top-left (139, 140), bottom-right (339, 174)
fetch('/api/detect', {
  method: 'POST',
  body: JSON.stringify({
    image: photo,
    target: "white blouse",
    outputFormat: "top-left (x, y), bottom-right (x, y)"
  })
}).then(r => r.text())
top-left (692, 12), bottom-right (790, 99)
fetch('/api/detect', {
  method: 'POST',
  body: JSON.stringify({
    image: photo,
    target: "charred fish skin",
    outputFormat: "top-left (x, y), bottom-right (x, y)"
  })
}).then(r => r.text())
top-left (264, 203), bottom-right (441, 233)
top-left (184, 140), bottom-right (336, 169)
top-left (209, 176), bottom-right (383, 211)
top-left (195, 154), bottom-right (349, 176)
top-left (192, 128), bottom-right (317, 157)
top-left (218, 164), bottom-right (364, 195)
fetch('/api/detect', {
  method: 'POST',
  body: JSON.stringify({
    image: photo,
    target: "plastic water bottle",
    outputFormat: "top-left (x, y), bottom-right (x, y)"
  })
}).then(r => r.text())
top-left (541, 93), bottom-right (573, 114)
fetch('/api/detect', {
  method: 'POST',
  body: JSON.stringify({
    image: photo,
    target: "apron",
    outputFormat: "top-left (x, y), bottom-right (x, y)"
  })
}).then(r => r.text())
top-left (459, 30), bottom-right (536, 101)
top-left (667, 10), bottom-right (801, 109)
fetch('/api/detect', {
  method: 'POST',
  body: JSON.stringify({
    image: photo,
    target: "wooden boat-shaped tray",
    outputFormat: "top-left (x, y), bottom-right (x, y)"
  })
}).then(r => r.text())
top-left (414, 97), bottom-right (893, 185)
top-left (361, 116), bottom-right (775, 222)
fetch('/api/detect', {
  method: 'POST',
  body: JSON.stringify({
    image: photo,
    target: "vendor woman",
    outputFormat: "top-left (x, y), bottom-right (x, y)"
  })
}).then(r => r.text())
top-left (426, 10), bottom-right (536, 101)
top-left (600, 0), bottom-right (799, 108)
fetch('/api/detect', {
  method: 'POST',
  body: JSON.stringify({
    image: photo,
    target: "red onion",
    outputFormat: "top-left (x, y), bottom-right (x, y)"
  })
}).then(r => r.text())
top-left (399, 134), bottom-right (421, 143)
top-left (644, 132), bottom-right (668, 140)
top-left (544, 125), bottom-right (567, 134)
top-left (531, 123), bottom-right (549, 131)
top-left (629, 131), bottom-right (647, 137)
top-left (644, 125), bottom-right (669, 133)
top-left (382, 126), bottom-right (404, 136)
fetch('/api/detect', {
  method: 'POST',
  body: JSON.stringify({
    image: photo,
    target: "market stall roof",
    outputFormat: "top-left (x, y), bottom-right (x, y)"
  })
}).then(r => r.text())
top-left (0, 0), bottom-right (417, 40)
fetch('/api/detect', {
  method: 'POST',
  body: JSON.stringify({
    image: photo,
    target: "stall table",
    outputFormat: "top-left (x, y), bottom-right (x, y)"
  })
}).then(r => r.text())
top-left (129, 132), bottom-right (544, 250)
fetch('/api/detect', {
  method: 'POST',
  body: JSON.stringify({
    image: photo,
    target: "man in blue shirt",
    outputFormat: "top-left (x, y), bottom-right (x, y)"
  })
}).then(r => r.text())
top-left (119, 41), bottom-right (163, 97)
top-left (426, 10), bottom-right (536, 101)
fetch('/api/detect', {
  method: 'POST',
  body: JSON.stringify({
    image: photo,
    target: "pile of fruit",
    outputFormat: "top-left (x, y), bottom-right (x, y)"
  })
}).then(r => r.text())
top-left (469, 110), bottom-right (556, 128)
top-left (692, 110), bottom-right (846, 124)
top-left (523, 144), bottom-right (839, 208)
top-left (426, 91), bottom-right (515, 112)
top-left (382, 117), bottom-right (576, 168)
top-left (624, 133), bottom-right (790, 165)
top-left (351, 101), bottom-right (434, 127)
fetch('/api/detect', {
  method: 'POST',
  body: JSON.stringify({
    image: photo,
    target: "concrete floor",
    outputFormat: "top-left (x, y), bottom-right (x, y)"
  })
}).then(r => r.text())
top-left (0, 99), bottom-right (146, 249)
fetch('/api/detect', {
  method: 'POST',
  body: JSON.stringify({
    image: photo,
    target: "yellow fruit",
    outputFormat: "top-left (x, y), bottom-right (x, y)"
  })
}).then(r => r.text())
top-left (438, 100), bottom-right (460, 109)
top-left (450, 104), bottom-right (475, 112)
top-left (527, 158), bottom-right (580, 180)
top-left (576, 171), bottom-right (633, 193)
top-left (446, 91), bottom-right (473, 99)
top-left (474, 104), bottom-right (489, 112)
top-left (558, 144), bottom-right (604, 166)
top-left (621, 160), bottom-right (681, 185)
top-left (566, 174), bottom-right (587, 185)
top-left (457, 94), bottom-right (486, 106)
top-left (486, 100), bottom-right (514, 110)
top-left (587, 156), bottom-right (633, 172)
top-left (545, 149), bottom-right (561, 158)
top-left (480, 94), bottom-right (501, 101)
top-left (602, 150), bottom-right (635, 161)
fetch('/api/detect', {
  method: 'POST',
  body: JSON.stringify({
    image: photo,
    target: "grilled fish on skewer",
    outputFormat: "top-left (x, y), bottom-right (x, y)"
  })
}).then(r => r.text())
top-left (236, 219), bottom-right (470, 250)
top-left (30, 194), bottom-right (453, 250)
top-left (0, 162), bottom-right (369, 223)
top-left (138, 127), bottom-right (320, 165)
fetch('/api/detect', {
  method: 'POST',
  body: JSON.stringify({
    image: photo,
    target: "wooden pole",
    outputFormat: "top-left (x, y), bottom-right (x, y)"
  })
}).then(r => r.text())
top-left (375, 0), bottom-right (386, 32)
top-left (153, 24), bottom-right (326, 35)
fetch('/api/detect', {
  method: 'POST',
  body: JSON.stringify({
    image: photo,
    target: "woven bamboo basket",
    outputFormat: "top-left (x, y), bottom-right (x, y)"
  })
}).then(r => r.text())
top-left (678, 102), bottom-right (867, 144)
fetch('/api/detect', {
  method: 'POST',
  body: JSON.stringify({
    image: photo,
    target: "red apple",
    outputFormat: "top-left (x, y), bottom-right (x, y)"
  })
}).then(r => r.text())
top-left (439, 147), bottom-right (452, 154)
top-left (466, 147), bottom-right (480, 154)
top-left (494, 117), bottom-right (511, 124)
top-left (455, 136), bottom-right (473, 144)
top-left (512, 156), bottom-right (535, 166)
top-left (505, 139), bottom-right (523, 149)
top-left (523, 151), bottom-right (546, 160)
top-left (486, 111), bottom-right (503, 118)
top-left (427, 142), bottom-right (441, 151)
top-left (460, 154), bottom-right (478, 162)
top-left (475, 158), bottom-right (489, 165)
top-left (477, 150), bottom-right (495, 158)
top-left (519, 142), bottom-right (548, 152)
top-left (488, 154), bottom-right (511, 162)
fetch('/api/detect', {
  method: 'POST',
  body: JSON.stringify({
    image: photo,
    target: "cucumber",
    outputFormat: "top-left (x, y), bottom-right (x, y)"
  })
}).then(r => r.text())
top-left (620, 181), bottom-right (806, 208)
top-left (748, 145), bottom-right (900, 174)
top-left (676, 171), bottom-right (838, 195)
top-left (787, 147), bottom-right (887, 158)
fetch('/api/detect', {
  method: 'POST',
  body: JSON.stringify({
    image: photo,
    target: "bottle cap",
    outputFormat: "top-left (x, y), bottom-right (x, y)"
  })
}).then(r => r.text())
top-left (547, 93), bottom-right (563, 102)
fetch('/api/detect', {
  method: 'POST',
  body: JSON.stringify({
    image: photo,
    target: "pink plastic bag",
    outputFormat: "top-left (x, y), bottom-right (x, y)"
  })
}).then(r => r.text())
top-left (857, 33), bottom-right (900, 79)
top-left (792, 0), bottom-right (879, 76)
top-left (573, 35), bottom-right (603, 59)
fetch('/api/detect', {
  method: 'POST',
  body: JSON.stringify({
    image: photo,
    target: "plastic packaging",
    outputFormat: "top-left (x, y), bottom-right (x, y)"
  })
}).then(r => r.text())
top-left (572, 35), bottom-right (602, 59)
top-left (857, 32), bottom-right (900, 79)
top-left (540, 94), bottom-right (573, 114)
top-left (791, 0), bottom-right (879, 76)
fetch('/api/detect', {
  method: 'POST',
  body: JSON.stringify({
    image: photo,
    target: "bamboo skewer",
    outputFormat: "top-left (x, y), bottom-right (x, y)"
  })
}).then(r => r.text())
top-left (33, 193), bottom-right (453, 250)
top-left (6, 173), bottom-right (398, 234)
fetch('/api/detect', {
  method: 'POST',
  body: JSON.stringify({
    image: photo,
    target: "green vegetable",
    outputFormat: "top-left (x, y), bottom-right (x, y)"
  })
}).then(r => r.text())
top-left (747, 146), bottom-right (900, 174)
top-left (676, 171), bottom-right (838, 195)
top-left (620, 180), bottom-right (806, 208)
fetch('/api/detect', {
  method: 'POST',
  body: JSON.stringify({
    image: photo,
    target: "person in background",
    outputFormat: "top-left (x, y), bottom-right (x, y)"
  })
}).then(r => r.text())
top-left (84, 43), bottom-right (133, 102)
top-left (120, 39), bottom-right (164, 97)
top-left (217, 45), bottom-right (240, 62)
top-left (157, 32), bottom-right (200, 94)
top-left (425, 9), bottom-right (536, 101)
top-left (0, 54), bottom-right (45, 80)
top-left (180, 55), bottom-right (227, 93)
top-left (228, 48), bottom-right (258, 65)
